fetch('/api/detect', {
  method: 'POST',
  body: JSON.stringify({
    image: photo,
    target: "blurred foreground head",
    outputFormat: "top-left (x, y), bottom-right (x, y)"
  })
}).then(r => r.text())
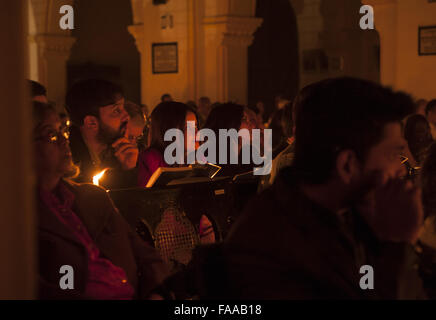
top-left (293, 77), bottom-right (414, 186)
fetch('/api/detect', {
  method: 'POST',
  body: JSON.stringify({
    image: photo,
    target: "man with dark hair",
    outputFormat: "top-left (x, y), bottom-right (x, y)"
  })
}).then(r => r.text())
top-left (27, 79), bottom-right (48, 103)
top-left (425, 99), bottom-right (436, 140)
top-left (65, 79), bottom-right (139, 188)
top-left (161, 93), bottom-right (172, 102)
top-left (220, 77), bottom-right (426, 299)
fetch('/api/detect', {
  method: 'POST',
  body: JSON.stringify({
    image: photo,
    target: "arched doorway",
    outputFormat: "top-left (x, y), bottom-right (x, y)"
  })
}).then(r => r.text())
top-left (248, 0), bottom-right (299, 120)
top-left (67, 0), bottom-right (141, 103)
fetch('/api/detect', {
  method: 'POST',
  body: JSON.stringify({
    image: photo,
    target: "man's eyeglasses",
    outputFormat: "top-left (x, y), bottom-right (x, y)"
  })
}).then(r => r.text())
top-left (35, 128), bottom-right (70, 144)
top-left (399, 154), bottom-right (422, 181)
top-left (127, 134), bottom-right (144, 144)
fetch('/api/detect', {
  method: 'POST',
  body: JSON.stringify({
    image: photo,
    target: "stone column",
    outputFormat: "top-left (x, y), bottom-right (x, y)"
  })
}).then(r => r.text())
top-left (129, 0), bottom-right (261, 106)
top-left (203, 16), bottom-right (262, 104)
top-left (363, 0), bottom-right (398, 88)
top-left (29, 34), bottom-right (76, 109)
top-left (292, 0), bottom-right (324, 88)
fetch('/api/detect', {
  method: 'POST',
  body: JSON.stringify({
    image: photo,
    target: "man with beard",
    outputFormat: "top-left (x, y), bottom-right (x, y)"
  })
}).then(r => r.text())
top-left (218, 78), bottom-right (426, 299)
top-left (66, 79), bottom-right (139, 188)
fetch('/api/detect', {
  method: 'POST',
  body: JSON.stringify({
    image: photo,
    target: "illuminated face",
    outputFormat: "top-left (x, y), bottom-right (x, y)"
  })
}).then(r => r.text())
top-left (184, 111), bottom-right (199, 151)
top-left (97, 97), bottom-right (129, 144)
top-left (34, 112), bottom-right (74, 177)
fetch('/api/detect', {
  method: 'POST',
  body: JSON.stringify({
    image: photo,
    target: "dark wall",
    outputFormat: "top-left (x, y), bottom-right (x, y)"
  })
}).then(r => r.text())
top-left (68, 0), bottom-right (140, 103)
top-left (248, 0), bottom-right (299, 118)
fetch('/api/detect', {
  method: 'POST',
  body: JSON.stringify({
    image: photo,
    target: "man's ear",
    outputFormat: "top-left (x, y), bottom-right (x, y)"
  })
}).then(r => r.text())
top-left (336, 150), bottom-right (360, 185)
top-left (83, 115), bottom-right (99, 131)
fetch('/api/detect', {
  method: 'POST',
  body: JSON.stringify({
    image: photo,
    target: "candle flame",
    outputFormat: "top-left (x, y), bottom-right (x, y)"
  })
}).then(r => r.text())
top-left (93, 168), bottom-right (109, 186)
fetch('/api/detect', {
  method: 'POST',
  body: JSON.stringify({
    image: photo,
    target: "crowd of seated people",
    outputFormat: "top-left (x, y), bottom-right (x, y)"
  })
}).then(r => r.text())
top-left (28, 77), bottom-right (436, 300)
top-left (219, 78), bottom-right (431, 299)
top-left (32, 101), bottom-right (169, 299)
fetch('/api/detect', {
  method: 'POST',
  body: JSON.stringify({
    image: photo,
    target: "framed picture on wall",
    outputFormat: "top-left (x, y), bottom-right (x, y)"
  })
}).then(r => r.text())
top-left (419, 26), bottom-right (436, 56)
top-left (152, 42), bottom-right (178, 74)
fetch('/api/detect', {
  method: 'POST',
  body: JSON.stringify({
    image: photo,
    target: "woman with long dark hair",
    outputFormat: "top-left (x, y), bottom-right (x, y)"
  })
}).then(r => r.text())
top-left (137, 101), bottom-right (199, 187)
top-left (137, 101), bottom-right (215, 244)
top-left (203, 103), bottom-right (258, 177)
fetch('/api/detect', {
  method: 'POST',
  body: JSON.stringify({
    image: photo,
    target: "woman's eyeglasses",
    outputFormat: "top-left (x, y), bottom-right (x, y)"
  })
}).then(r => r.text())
top-left (400, 155), bottom-right (409, 164)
